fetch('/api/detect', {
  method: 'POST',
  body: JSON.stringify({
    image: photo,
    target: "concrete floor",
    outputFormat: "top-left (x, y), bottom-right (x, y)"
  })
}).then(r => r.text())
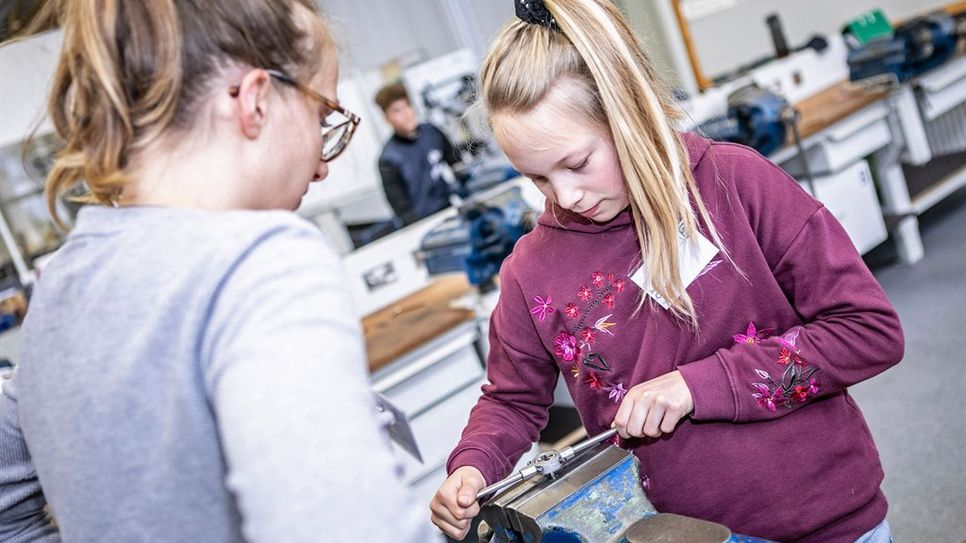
top-left (851, 186), bottom-right (966, 542)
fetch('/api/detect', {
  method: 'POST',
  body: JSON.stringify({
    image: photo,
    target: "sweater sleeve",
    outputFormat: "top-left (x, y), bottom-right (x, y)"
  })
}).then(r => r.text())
top-left (446, 259), bottom-right (559, 486)
top-left (0, 374), bottom-right (60, 543)
top-left (379, 158), bottom-right (420, 225)
top-left (203, 222), bottom-right (438, 543)
top-left (679, 152), bottom-right (904, 423)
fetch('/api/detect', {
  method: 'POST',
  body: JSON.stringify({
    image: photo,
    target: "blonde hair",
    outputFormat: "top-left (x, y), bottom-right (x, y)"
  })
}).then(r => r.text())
top-left (43, 0), bottom-right (334, 227)
top-left (481, 0), bottom-right (728, 327)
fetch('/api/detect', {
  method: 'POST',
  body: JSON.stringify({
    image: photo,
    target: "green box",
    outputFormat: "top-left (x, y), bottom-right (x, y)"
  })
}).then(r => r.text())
top-left (842, 9), bottom-right (893, 44)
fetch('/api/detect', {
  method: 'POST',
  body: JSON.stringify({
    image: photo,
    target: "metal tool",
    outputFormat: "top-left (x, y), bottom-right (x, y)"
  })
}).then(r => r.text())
top-left (476, 428), bottom-right (618, 500)
top-left (372, 391), bottom-right (422, 463)
top-left (476, 430), bottom-right (776, 543)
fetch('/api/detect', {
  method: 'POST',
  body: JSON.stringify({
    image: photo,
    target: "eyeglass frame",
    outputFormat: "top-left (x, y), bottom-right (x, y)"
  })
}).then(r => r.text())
top-left (228, 68), bottom-right (361, 162)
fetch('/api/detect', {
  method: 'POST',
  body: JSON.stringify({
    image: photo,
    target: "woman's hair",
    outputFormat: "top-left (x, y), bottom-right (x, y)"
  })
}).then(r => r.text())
top-left (480, 0), bottom-right (728, 327)
top-left (44, 0), bottom-right (334, 227)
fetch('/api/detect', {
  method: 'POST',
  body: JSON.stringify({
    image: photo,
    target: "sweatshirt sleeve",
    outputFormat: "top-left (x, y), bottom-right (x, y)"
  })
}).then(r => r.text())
top-left (0, 374), bottom-right (60, 543)
top-left (679, 150), bottom-right (904, 422)
top-left (202, 222), bottom-right (438, 543)
top-left (446, 258), bottom-right (559, 486)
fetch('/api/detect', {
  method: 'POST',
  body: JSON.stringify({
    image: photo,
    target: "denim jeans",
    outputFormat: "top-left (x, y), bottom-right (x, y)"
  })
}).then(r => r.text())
top-left (854, 519), bottom-right (892, 543)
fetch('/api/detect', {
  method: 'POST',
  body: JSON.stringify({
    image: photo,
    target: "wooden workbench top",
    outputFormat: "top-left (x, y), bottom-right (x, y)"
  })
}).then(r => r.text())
top-left (362, 274), bottom-right (476, 374)
top-left (792, 80), bottom-right (888, 141)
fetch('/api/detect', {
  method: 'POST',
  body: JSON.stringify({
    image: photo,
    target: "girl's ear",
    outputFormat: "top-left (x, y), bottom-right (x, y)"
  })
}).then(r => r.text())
top-left (233, 69), bottom-right (272, 140)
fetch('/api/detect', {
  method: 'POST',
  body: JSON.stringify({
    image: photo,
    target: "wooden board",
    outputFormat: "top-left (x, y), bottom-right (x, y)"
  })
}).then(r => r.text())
top-left (791, 81), bottom-right (888, 141)
top-left (362, 274), bottom-right (475, 373)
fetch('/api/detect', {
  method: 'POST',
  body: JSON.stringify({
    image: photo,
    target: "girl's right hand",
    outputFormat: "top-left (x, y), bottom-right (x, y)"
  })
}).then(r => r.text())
top-left (430, 465), bottom-right (487, 540)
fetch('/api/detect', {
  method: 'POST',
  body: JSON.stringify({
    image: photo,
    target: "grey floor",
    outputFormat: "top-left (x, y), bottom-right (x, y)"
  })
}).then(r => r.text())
top-left (851, 186), bottom-right (966, 542)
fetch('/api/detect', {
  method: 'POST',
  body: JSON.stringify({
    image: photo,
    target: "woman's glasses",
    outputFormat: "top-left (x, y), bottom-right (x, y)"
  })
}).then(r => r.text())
top-left (230, 69), bottom-right (361, 162)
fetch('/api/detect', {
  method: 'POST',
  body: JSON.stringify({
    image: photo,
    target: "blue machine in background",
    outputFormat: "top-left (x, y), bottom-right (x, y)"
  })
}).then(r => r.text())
top-left (696, 85), bottom-right (789, 156)
top-left (847, 11), bottom-right (965, 85)
top-left (418, 185), bottom-right (536, 292)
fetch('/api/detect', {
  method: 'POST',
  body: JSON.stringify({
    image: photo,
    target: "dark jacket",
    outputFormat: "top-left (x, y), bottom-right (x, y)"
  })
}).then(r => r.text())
top-left (378, 123), bottom-right (460, 225)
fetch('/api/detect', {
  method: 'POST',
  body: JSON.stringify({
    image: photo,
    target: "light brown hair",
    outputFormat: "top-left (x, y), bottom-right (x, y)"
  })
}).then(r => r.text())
top-left (481, 0), bottom-right (730, 327)
top-left (43, 0), bottom-right (334, 226)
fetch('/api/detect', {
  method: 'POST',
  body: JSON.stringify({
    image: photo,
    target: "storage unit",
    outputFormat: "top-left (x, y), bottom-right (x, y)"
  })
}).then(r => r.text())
top-left (801, 159), bottom-right (888, 255)
top-left (371, 320), bottom-right (487, 505)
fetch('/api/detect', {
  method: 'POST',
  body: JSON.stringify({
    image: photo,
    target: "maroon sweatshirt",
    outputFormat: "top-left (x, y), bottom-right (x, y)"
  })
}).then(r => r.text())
top-left (447, 133), bottom-right (904, 542)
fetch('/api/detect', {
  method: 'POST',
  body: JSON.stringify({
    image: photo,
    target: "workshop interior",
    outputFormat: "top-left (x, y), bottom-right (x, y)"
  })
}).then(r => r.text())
top-left (1, 1), bottom-right (964, 542)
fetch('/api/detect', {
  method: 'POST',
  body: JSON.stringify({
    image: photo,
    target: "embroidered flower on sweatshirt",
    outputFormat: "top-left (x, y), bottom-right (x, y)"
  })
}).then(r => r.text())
top-left (605, 382), bottom-right (627, 403)
top-left (554, 332), bottom-right (580, 362)
top-left (530, 295), bottom-right (555, 322)
top-left (752, 383), bottom-right (784, 412)
top-left (603, 293), bottom-right (616, 308)
top-left (578, 286), bottom-right (593, 301)
top-left (777, 328), bottom-right (802, 352)
top-left (585, 372), bottom-right (605, 391)
top-left (580, 328), bottom-right (598, 344)
top-left (751, 349), bottom-right (820, 411)
top-left (792, 378), bottom-right (820, 402)
top-left (733, 321), bottom-right (773, 345)
top-left (592, 271), bottom-right (605, 288)
top-left (565, 303), bottom-right (580, 319)
top-left (613, 279), bottom-right (626, 293)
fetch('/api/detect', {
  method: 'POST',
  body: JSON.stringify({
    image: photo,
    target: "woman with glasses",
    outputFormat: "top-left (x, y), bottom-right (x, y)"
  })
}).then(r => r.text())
top-left (0, 1), bottom-right (433, 542)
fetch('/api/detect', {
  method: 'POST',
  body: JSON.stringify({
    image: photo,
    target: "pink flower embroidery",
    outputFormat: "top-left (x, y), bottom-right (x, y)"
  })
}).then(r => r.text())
top-left (792, 378), bottom-right (819, 402)
top-left (530, 295), bottom-right (555, 322)
top-left (585, 372), bottom-right (605, 391)
top-left (778, 348), bottom-right (807, 367)
top-left (592, 272), bottom-right (605, 288)
top-left (580, 328), bottom-right (597, 344)
top-left (777, 328), bottom-right (801, 351)
top-left (752, 383), bottom-right (783, 412)
top-left (577, 286), bottom-right (593, 301)
top-left (613, 279), bottom-right (626, 293)
top-left (733, 321), bottom-right (773, 345)
top-left (554, 332), bottom-right (580, 362)
top-left (777, 348), bottom-right (793, 366)
top-left (565, 303), bottom-right (580, 319)
top-left (607, 273), bottom-right (615, 282)
top-left (605, 382), bottom-right (627, 403)
top-left (603, 293), bottom-right (616, 308)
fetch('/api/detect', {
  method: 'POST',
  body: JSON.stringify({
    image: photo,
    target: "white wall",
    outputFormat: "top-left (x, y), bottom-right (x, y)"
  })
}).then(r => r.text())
top-left (685, 0), bottom-right (949, 80)
top-left (619, 0), bottom-right (948, 94)
top-left (320, 0), bottom-right (458, 71)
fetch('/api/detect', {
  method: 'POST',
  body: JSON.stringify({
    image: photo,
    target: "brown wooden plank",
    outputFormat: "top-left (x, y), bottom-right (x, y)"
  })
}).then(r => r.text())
top-left (791, 81), bottom-right (887, 142)
top-left (363, 274), bottom-right (475, 373)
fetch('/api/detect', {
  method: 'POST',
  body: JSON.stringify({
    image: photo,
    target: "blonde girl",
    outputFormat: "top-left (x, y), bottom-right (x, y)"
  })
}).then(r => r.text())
top-left (431, 1), bottom-right (902, 542)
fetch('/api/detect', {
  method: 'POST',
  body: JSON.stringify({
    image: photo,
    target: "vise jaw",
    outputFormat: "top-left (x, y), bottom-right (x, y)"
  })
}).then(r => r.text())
top-left (479, 442), bottom-right (759, 543)
top-left (480, 442), bottom-right (655, 543)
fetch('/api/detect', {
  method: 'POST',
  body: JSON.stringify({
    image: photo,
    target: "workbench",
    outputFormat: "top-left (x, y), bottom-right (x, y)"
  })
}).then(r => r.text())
top-left (363, 274), bottom-right (489, 507)
top-left (768, 80), bottom-right (892, 256)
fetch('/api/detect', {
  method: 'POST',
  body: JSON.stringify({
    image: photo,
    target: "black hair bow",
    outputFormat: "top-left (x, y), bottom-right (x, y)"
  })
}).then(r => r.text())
top-left (515, 0), bottom-right (558, 30)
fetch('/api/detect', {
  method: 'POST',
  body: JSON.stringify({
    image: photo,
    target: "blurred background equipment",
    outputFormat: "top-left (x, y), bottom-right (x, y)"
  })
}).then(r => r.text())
top-left (418, 185), bottom-right (536, 293)
top-left (846, 10), bottom-right (965, 86)
top-left (696, 84), bottom-right (788, 155)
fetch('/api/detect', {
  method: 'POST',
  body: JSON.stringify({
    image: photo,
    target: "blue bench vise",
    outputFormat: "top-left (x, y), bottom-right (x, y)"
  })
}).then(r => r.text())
top-left (477, 438), bottom-right (773, 543)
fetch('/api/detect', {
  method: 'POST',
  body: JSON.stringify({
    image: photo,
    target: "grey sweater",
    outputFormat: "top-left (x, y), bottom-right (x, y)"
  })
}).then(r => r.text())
top-left (0, 206), bottom-right (438, 542)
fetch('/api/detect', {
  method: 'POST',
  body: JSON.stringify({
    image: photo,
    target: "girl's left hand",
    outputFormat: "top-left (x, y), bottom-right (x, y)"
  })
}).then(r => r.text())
top-left (613, 370), bottom-right (694, 439)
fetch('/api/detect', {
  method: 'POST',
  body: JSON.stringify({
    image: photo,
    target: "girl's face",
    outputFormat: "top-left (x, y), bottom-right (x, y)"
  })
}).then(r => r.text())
top-left (493, 92), bottom-right (628, 222)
